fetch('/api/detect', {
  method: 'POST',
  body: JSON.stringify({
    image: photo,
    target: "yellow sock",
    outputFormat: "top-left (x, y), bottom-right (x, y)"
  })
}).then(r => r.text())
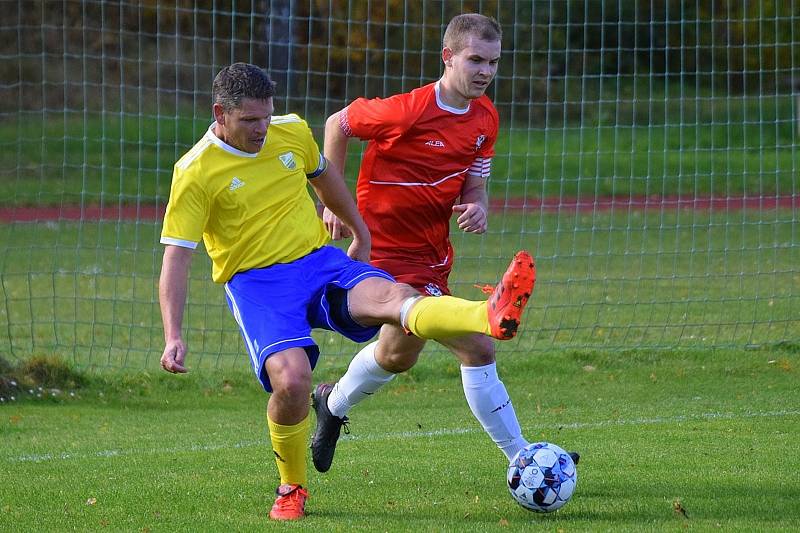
top-left (267, 414), bottom-right (310, 487)
top-left (405, 296), bottom-right (491, 339)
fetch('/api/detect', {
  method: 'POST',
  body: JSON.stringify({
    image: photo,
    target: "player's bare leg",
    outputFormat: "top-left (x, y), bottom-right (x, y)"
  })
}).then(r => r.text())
top-left (312, 253), bottom-right (538, 471)
top-left (312, 326), bottom-right (528, 469)
top-left (345, 252), bottom-right (536, 340)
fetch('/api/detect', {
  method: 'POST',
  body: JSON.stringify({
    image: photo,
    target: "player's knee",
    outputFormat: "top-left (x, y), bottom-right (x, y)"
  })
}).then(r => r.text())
top-left (383, 281), bottom-right (419, 306)
top-left (445, 335), bottom-right (496, 366)
top-left (265, 351), bottom-right (313, 400)
top-left (375, 344), bottom-right (420, 373)
top-left (457, 350), bottom-right (496, 366)
top-left (349, 279), bottom-right (419, 324)
top-left (271, 371), bottom-right (312, 401)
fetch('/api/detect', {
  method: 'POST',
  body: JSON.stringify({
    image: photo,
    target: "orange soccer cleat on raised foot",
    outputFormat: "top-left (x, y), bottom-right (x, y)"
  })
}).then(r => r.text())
top-left (485, 251), bottom-right (536, 340)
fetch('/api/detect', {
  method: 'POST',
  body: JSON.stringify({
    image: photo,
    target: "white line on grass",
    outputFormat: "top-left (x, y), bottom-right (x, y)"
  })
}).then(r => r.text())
top-left (4, 408), bottom-right (798, 464)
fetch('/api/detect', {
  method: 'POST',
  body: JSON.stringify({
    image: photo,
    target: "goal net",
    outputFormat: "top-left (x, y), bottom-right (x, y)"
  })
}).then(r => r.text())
top-left (1, 1), bottom-right (798, 370)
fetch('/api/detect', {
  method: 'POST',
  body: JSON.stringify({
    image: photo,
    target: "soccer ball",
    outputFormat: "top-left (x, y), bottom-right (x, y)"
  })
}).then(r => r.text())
top-left (507, 442), bottom-right (577, 513)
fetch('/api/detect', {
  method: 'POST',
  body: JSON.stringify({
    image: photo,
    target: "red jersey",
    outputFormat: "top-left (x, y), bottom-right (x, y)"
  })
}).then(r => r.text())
top-left (341, 82), bottom-right (498, 282)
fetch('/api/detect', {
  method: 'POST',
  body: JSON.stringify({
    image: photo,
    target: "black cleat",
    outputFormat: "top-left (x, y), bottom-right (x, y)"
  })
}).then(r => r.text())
top-left (569, 451), bottom-right (580, 465)
top-left (310, 382), bottom-right (349, 473)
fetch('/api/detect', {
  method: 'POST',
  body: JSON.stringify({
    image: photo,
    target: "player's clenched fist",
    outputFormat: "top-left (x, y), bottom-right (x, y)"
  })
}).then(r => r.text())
top-left (453, 203), bottom-right (488, 234)
top-left (160, 339), bottom-right (188, 374)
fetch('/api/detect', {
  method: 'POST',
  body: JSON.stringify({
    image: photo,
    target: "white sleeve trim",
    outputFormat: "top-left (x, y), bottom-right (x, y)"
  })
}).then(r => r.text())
top-left (307, 153), bottom-right (327, 178)
top-left (339, 107), bottom-right (355, 137)
top-left (468, 156), bottom-right (492, 179)
top-left (160, 237), bottom-right (199, 249)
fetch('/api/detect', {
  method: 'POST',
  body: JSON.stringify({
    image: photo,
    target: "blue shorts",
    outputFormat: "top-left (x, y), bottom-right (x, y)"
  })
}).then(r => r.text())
top-left (223, 245), bottom-right (395, 392)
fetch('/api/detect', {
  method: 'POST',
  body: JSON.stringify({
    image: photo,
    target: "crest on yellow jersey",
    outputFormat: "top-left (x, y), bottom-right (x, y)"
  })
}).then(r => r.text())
top-left (279, 152), bottom-right (296, 170)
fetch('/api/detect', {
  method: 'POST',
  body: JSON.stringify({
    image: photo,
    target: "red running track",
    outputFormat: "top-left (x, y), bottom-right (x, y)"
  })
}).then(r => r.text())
top-left (0, 195), bottom-right (796, 222)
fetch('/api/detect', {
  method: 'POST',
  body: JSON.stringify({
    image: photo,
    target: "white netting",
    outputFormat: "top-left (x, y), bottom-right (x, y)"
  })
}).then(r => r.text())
top-left (1, 1), bottom-right (797, 369)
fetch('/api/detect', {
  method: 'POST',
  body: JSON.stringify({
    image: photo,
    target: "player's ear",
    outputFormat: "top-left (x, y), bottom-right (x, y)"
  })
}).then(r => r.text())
top-left (442, 47), bottom-right (454, 68)
top-left (212, 103), bottom-right (226, 125)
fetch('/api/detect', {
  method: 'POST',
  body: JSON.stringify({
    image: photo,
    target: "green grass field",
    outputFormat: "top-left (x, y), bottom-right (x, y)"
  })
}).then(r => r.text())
top-left (1, 209), bottom-right (797, 366)
top-left (1, 346), bottom-right (798, 531)
top-left (1, 207), bottom-right (797, 529)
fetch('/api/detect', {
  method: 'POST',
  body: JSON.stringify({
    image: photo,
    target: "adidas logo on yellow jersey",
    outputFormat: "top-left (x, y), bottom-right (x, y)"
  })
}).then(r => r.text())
top-left (229, 177), bottom-right (245, 191)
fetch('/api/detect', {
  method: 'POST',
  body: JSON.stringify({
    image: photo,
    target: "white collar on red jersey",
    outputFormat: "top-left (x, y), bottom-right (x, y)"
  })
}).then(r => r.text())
top-left (434, 81), bottom-right (470, 115)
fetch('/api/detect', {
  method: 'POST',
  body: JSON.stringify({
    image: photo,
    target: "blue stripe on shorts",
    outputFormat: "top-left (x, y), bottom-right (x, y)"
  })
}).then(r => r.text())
top-left (224, 245), bottom-right (394, 392)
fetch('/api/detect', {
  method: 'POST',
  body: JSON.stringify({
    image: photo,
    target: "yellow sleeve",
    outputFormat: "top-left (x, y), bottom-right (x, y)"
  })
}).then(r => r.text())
top-left (160, 165), bottom-right (210, 248)
top-left (300, 122), bottom-right (326, 178)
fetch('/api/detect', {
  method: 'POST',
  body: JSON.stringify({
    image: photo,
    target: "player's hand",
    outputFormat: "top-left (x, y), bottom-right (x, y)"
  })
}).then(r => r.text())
top-left (452, 203), bottom-right (487, 234)
top-left (347, 234), bottom-right (371, 263)
top-left (161, 338), bottom-right (188, 374)
top-left (322, 207), bottom-right (353, 240)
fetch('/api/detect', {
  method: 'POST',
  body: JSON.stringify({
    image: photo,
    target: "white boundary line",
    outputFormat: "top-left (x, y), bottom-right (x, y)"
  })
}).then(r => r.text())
top-left (4, 409), bottom-right (798, 464)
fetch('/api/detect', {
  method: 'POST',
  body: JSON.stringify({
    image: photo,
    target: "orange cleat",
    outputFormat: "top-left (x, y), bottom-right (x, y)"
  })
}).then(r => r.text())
top-left (486, 251), bottom-right (536, 340)
top-left (269, 484), bottom-right (308, 521)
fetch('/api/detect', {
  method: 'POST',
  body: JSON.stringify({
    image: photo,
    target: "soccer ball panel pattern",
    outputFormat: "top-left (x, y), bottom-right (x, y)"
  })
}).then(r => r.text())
top-left (507, 441), bottom-right (577, 513)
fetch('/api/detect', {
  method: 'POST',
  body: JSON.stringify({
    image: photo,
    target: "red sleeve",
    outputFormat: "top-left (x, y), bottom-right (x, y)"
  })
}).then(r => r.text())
top-left (467, 100), bottom-right (498, 179)
top-left (340, 92), bottom-right (415, 142)
top-left (478, 100), bottom-right (499, 159)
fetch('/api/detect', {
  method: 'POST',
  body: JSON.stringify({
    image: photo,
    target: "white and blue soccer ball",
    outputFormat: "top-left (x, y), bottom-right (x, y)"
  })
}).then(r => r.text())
top-left (507, 442), bottom-right (577, 513)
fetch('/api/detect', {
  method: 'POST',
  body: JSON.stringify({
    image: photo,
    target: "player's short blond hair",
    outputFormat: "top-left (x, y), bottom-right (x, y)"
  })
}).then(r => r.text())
top-left (443, 14), bottom-right (502, 53)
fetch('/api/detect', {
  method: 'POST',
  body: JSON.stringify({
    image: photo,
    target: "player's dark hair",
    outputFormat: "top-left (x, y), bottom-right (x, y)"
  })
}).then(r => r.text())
top-left (212, 63), bottom-right (276, 111)
top-left (443, 13), bottom-right (502, 53)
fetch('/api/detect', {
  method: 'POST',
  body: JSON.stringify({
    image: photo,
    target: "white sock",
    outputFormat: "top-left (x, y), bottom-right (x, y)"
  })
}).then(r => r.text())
top-left (461, 362), bottom-right (529, 461)
top-left (327, 341), bottom-right (396, 418)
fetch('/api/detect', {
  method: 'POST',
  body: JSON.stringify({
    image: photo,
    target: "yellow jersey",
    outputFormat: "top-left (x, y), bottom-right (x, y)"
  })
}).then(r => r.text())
top-left (161, 114), bottom-right (330, 283)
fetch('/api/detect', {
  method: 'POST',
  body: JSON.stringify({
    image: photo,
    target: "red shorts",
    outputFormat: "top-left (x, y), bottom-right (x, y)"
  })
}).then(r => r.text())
top-left (370, 257), bottom-right (452, 296)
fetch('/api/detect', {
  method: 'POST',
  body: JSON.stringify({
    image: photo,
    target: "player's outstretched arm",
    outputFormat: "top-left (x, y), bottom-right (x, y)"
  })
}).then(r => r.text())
top-left (321, 111), bottom-right (354, 240)
top-left (453, 174), bottom-right (489, 234)
top-left (159, 244), bottom-right (193, 373)
top-left (309, 162), bottom-right (371, 262)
